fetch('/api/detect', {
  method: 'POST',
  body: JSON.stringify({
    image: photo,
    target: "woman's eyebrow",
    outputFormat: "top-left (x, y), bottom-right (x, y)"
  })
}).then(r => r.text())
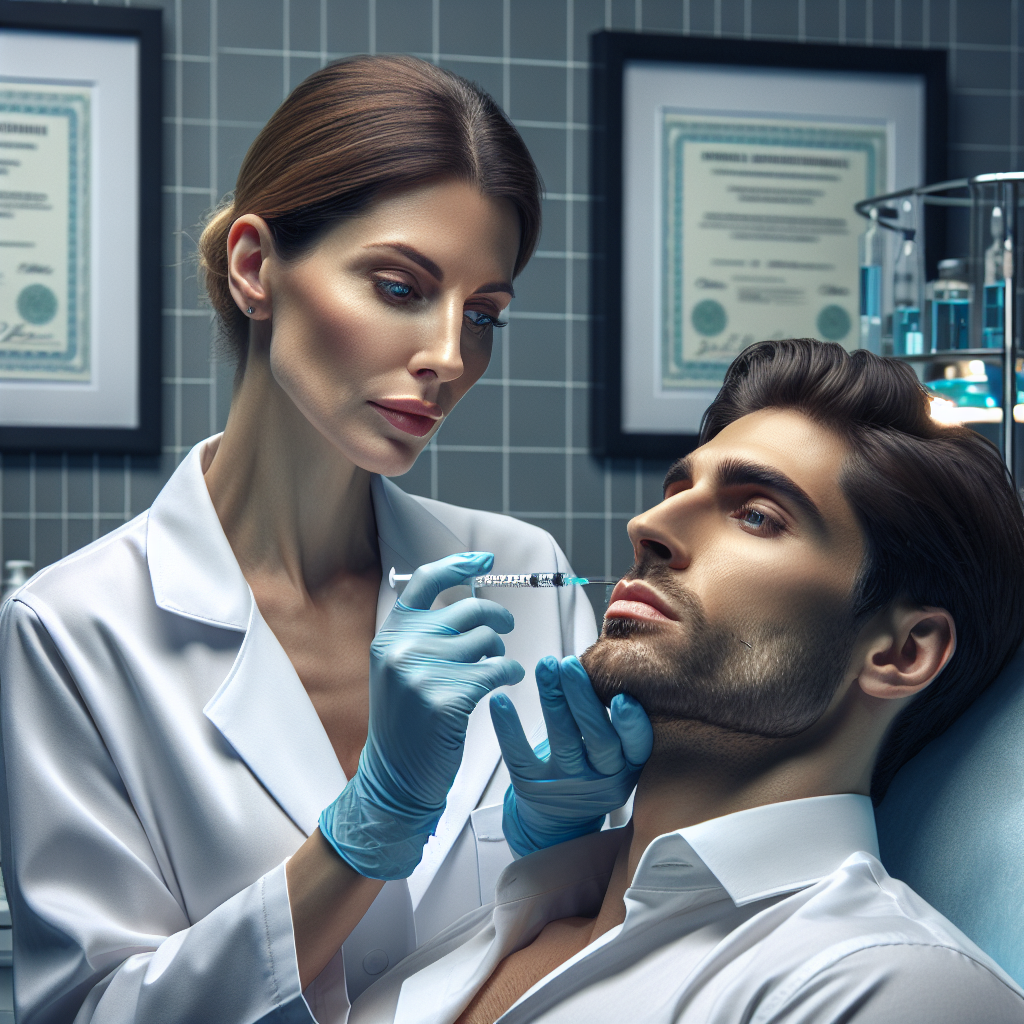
top-left (366, 242), bottom-right (444, 280)
top-left (364, 243), bottom-right (514, 298)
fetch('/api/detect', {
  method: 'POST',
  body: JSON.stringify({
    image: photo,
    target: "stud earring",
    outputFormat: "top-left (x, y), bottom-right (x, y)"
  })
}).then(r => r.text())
top-left (246, 306), bottom-right (254, 316)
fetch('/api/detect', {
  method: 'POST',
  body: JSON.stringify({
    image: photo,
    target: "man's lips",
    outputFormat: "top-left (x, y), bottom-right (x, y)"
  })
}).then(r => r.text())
top-left (370, 399), bottom-right (443, 438)
top-left (604, 579), bottom-right (677, 623)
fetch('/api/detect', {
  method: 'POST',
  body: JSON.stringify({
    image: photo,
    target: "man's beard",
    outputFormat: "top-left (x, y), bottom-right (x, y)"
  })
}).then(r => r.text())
top-left (580, 564), bottom-right (860, 739)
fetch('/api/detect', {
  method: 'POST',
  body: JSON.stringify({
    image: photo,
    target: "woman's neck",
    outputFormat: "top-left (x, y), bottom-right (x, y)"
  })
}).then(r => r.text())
top-left (204, 345), bottom-right (380, 596)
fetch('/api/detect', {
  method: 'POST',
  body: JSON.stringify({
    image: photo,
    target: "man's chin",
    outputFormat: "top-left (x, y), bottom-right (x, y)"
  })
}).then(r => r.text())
top-left (579, 631), bottom-right (669, 709)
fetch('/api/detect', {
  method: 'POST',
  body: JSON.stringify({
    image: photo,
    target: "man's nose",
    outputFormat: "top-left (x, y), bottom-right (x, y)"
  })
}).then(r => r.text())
top-left (627, 500), bottom-right (691, 570)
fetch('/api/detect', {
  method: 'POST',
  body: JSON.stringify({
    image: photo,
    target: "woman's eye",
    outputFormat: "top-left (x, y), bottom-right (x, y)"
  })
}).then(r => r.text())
top-left (464, 309), bottom-right (507, 330)
top-left (376, 279), bottom-right (414, 301)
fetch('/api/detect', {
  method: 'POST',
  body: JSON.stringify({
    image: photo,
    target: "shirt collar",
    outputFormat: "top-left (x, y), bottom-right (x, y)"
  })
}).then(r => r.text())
top-left (632, 793), bottom-right (879, 906)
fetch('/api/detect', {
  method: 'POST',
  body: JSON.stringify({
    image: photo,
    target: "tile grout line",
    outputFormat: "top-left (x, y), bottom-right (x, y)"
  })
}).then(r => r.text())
top-left (502, 0), bottom-right (511, 517)
top-left (564, 0), bottom-right (575, 563)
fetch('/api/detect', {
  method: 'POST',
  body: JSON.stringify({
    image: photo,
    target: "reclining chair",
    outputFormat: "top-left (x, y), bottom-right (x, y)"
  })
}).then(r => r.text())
top-left (876, 642), bottom-right (1024, 985)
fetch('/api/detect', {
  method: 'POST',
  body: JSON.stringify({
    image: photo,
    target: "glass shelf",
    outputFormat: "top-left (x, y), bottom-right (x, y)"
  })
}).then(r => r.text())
top-left (895, 349), bottom-right (1013, 361)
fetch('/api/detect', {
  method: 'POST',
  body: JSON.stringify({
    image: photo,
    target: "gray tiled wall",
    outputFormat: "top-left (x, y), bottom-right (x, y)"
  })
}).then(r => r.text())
top-left (2, 0), bottom-right (1022, 616)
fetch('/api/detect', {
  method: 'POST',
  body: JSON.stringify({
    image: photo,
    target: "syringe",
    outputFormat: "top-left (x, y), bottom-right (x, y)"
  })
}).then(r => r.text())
top-left (388, 567), bottom-right (618, 589)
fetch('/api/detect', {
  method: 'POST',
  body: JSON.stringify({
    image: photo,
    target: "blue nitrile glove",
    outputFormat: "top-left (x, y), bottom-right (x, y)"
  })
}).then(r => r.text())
top-left (489, 655), bottom-right (653, 856)
top-left (319, 552), bottom-right (525, 880)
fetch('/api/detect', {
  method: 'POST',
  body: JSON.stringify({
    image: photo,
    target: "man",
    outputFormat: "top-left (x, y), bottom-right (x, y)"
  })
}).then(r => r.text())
top-left (350, 339), bottom-right (1024, 1023)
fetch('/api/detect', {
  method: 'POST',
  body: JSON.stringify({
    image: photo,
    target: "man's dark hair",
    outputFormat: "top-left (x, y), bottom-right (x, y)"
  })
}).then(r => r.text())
top-left (700, 338), bottom-right (1024, 802)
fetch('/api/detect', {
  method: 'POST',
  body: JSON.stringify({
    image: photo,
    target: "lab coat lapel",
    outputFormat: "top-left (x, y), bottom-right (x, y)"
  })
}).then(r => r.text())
top-left (147, 435), bottom-right (250, 631)
top-left (148, 436), bottom-right (346, 835)
top-left (371, 477), bottom-right (505, 908)
top-left (204, 599), bottom-right (348, 835)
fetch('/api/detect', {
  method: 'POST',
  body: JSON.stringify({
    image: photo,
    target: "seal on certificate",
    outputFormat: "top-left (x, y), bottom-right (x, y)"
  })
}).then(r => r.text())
top-left (816, 304), bottom-right (852, 342)
top-left (16, 283), bottom-right (59, 326)
top-left (691, 299), bottom-right (727, 337)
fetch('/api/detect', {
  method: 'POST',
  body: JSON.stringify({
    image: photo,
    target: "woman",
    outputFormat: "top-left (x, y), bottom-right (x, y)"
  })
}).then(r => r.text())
top-left (0, 57), bottom-right (596, 1023)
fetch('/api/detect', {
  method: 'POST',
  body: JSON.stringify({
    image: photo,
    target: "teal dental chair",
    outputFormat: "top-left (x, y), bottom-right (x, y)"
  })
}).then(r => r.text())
top-left (876, 641), bottom-right (1024, 984)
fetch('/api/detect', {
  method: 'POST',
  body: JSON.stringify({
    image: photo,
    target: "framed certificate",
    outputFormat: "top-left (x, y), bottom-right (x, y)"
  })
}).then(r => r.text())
top-left (590, 32), bottom-right (946, 459)
top-left (0, 1), bottom-right (161, 454)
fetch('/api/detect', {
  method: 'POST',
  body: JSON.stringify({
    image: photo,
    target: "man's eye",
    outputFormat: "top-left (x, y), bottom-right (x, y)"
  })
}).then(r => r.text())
top-left (464, 310), bottom-right (507, 329)
top-left (736, 505), bottom-right (782, 535)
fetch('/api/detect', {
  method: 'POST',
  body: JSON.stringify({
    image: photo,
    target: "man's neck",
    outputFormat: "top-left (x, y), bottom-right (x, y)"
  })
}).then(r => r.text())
top-left (590, 714), bottom-right (875, 942)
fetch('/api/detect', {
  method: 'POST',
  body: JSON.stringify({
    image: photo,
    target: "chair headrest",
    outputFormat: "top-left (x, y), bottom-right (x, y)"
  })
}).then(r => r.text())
top-left (876, 640), bottom-right (1024, 984)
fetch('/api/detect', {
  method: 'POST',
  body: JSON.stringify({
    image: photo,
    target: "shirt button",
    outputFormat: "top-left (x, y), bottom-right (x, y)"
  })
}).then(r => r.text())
top-left (363, 949), bottom-right (390, 976)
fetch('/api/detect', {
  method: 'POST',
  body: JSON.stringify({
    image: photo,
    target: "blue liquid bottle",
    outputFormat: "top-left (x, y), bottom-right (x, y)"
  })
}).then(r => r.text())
top-left (859, 208), bottom-right (883, 354)
top-left (893, 232), bottom-right (922, 355)
top-left (929, 259), bottom-right (971, 352)
top-left (983, 206), bottom-right (1006, 349)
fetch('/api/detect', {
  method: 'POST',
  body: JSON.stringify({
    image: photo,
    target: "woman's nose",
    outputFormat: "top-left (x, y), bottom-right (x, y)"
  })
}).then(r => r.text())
top-left (410, 301), bottom-right (465, 382)
top-left (627, 500), bottom-right (691, 570)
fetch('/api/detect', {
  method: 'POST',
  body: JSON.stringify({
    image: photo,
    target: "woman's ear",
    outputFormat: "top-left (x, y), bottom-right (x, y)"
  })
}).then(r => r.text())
top-left (857, 605), bottom-right (956, 701)
top-left (227, 215), bottom-right (274, 320)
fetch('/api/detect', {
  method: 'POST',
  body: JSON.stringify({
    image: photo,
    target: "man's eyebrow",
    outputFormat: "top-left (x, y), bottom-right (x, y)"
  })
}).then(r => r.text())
top-left (717, 457), bottom-right (826, 530)
top-left (663, 454), bottom-right (826, 530)
top-left (663, 455), bottom-right (693, 492)
top-left (365, 243), bottom-right (514, 298)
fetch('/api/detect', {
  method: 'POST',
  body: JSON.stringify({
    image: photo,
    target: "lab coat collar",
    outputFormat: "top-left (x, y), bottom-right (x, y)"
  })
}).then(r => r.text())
top-left (632, 793), bottom-right (880, 907)
top-left (147, 435), bottom-right (251, 631)
top-left (146, 437), bottom-right (505, 872)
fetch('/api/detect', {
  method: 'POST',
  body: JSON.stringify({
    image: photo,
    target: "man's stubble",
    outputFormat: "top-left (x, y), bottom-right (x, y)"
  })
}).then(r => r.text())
top-left (580, 563), bottom-right (861, 743)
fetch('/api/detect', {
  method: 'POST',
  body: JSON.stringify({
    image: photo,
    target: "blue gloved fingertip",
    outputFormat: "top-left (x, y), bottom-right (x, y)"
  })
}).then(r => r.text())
top-left (490, 692), bottom-right (513, 712)
top-left (610, 692), bottom-right (641, 714)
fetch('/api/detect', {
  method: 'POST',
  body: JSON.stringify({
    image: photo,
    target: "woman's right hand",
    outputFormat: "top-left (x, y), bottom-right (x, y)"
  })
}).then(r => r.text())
top-left (319, 551), bottom-right (525, 880)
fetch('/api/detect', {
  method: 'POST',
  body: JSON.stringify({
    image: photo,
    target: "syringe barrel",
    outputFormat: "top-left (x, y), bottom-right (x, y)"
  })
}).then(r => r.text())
top-left (472, 573), bottom-right (567, 588)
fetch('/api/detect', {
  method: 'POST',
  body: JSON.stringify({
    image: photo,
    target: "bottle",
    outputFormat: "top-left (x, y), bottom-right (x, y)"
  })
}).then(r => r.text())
top-left (928, 258), bottom-right (971, 352)
top-left (983, 206), bottom-right (1005, 349)
top-left (1, 560), bottom-right (34, 604)
top-left (859, 208), bottom-right (883, 354)
top-left (893, 231), bottom-right (922, 355)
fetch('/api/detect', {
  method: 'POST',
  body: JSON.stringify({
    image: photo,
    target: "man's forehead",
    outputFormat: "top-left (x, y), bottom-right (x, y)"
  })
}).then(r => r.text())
top-left (664, 409), bottom-right (850, 500)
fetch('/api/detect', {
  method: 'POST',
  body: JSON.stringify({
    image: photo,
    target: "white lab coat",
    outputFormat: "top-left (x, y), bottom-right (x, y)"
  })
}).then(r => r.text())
top-left (0, 435), bottom-right (596, 1024)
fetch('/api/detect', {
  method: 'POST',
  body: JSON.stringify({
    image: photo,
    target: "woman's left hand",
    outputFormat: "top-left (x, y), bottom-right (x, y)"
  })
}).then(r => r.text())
top-left (489, 655), bottom-right (653, 856)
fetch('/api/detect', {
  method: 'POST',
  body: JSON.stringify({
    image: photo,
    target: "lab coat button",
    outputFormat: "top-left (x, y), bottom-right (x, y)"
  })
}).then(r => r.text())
top-left (363, 948), bottom-right (389, 975)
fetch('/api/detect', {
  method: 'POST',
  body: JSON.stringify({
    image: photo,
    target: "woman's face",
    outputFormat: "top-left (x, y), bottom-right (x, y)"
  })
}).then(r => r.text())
top-left (235, 180), bottom-right (520, 476)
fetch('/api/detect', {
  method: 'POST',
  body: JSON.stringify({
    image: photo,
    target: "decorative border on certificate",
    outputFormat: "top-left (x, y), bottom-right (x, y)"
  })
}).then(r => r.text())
top-left (660, 113), bottom-right (887, 392)
top-left (0, 86), bottom-right (91, 382)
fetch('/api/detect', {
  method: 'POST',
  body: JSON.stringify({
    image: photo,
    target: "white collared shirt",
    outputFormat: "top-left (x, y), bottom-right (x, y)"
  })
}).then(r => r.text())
top-left (350, 795), bottom-right (1024, 1024)
top-left (0, 436), bottom-right (596, 1024)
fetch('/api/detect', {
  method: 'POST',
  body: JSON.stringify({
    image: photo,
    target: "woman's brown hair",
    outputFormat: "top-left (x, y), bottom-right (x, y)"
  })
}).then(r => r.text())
top-left (198, 55), bottom-right (542, 361)
top-left (700, 338), bottom-right (1024, 802)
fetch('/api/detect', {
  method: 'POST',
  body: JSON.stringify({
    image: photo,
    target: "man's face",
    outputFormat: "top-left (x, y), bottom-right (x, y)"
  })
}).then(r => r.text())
top-left (582, 408), bottom-right (866, 738)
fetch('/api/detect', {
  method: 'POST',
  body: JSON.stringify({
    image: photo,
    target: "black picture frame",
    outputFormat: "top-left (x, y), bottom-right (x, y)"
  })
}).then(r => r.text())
top-left (590, 31), bottom-right (948, 460)
top-left (0, 0), bottom-right (162, 455)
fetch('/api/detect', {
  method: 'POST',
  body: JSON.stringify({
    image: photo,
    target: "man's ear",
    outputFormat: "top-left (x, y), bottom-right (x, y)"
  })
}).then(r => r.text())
top-left (226, 214), bottom-right (275, 320)
top-left (857, 605), bottom-right (956, 701)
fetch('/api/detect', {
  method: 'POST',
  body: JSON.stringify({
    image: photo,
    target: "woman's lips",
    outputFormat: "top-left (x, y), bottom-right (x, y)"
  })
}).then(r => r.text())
top-left (370, 400), bottom-right (442, 438)
top-left (604, 599), bottom-right (672, 623)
